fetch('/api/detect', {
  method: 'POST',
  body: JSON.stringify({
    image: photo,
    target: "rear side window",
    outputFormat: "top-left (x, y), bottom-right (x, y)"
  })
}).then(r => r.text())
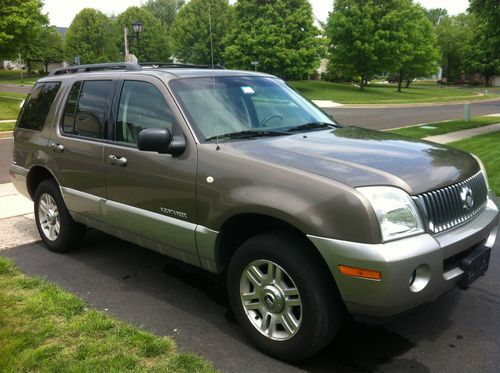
top-left (17, 82), bottom-right (61, 131)
top-left (62, 80), bottom-right (113, 139)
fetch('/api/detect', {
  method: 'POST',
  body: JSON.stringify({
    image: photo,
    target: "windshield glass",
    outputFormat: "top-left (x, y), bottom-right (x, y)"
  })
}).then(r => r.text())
top-left (169, 76), bottom-right (336, 142)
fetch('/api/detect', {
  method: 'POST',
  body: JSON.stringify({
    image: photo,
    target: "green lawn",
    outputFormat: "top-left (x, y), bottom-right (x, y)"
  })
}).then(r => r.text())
top-left (387, 116), bottom-right (500, 138)
top-left (449, 131), bottom-right (500, 195)
top-left (0, 122), bottom-right (16, 132)
top-left (0, 96), bottom-right (22, 120)
top-left (0, 257), bottom-right (216, 372)
top-left (288, 80), bottom-right (498, 104)
top-left (0, 70), bottom-right (39, 85)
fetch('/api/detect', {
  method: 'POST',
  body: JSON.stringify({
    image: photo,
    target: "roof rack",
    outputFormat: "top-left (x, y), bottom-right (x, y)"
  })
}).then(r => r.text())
top-left (48, 61), bottom-right (226, 76)
top-left (49, 62), bottom-right (142, 76)
top-left (139, 62), bottom-right (226, 70)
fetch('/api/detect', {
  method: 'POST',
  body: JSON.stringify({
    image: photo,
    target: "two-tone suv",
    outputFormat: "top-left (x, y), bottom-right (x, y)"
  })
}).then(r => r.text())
top-left (11, 62), bottom-right (498, 360)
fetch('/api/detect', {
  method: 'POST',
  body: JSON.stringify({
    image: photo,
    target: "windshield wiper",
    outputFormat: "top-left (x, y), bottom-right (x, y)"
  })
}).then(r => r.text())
top-left (204, 130), bottom-right (289, 142)
top-left (287, 122), bottom-right (338, 133)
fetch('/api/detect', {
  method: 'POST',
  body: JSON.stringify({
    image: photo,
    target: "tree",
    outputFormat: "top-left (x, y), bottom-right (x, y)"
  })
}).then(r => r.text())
top-left (327, 0), bottom-right (406, 89)
top-left (117, 7), bottom-right (171, 62)
top-left (39, 27), bottom-right (65, 72)
top-left (435, 14), bottom-right (473, 82)
top-left (0, 0), bottom-right (48, 60)
top-left (394, 4), bottom-right (439, 90)
top-left (327, 0), bottom-right (439, 91)
top-left (24, 26), bottom-right (64, 73)
top-left (465, 0), bottom-right (500, 85)
top-left (423, 8), bottom-right (448, 26)
top-left (64, 8), bottom-right (121, 64)
top-left (170, 0), bottom-right (232, 65)
top-left (143, 0), bottom-right (185, 28)
top-left (223, 0), bottom-right (322, 79)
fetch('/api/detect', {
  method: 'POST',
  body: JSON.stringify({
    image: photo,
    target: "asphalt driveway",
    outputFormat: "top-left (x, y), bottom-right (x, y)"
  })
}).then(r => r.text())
top-left (2, 228), bottom-right (499, 372)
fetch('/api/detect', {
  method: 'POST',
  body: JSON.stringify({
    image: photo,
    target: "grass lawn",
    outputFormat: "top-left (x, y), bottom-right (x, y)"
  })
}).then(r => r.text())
top-left (0, 122), bottom-right (16, 131)
top-left (387, 116), bottom-right (500, 138)
top-left (449, 131), bottom-right (500, 195)
top-left (0, 70), bottom-right (40, 85)
top-left (0, 257), bottom-right (216, 372)
top-left (288, 80), bottom-right (499, 104)
top-left (0, 91), bottom-right (25, 121)
top-left (0, 96), bottom-right (22, 120)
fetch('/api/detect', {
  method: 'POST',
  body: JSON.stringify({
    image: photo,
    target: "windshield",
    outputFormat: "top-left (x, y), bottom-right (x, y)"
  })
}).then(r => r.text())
top-left (169, 76), bottom-right (336, 142)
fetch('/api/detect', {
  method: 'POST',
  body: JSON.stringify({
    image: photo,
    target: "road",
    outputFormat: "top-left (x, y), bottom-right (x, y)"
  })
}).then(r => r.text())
top-left (327, 99), bottom-right (500, 130)
top-left (0, 83), bottom-right (32, 95)
top-left (1, 228), bottom-right (499, 372)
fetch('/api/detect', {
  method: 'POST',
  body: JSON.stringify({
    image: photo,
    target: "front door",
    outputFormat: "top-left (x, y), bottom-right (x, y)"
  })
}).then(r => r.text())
top-left (103, 76), bottom-right (198, 260)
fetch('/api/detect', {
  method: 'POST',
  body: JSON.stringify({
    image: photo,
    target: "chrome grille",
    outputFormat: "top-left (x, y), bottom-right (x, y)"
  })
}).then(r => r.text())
top-left (414, 171), bottom-right (488, 234)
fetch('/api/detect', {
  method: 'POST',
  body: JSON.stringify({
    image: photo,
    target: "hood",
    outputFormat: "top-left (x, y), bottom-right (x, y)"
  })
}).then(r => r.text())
top-left (222, 127), bottom-right (479, 195)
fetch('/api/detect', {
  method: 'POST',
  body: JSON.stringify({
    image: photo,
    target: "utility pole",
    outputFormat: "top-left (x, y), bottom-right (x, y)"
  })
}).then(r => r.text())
top-left (124, 27), bottom-right (130, 62)
top-left (19, 53), bottom-right (24, 86)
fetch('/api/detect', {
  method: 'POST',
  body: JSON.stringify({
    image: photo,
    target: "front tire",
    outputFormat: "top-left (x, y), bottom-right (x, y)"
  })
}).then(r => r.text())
top-left (34, 179), bottom-right (86, 252)
top-left (227, 231), bottom-right (343, 361)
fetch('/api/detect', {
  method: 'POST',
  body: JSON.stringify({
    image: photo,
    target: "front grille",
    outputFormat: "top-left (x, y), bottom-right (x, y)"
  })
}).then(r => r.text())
top-left (414, 171), bottom-right (488, 234)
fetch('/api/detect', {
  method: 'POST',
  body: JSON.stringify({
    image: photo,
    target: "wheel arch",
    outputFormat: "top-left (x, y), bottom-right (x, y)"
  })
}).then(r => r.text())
top-left (215, 213), bottom-right (338, 292)
top-left (26, 165), bottom-right (58, 199)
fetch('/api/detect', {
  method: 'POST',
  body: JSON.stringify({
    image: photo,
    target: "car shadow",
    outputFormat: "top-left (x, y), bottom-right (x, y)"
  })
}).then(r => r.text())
top-left (2, 229), bottom-right (462, 372)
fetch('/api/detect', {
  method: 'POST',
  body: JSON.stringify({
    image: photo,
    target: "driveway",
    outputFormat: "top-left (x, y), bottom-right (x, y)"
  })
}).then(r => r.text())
top-left (2, 227), bottom-right (499, 372)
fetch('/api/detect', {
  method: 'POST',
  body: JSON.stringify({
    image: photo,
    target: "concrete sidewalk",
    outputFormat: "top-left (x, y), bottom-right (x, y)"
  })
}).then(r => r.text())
top-left (0, 183), bottom-right (39, 250)
top-left (423, 123), bottom-right (500, 144)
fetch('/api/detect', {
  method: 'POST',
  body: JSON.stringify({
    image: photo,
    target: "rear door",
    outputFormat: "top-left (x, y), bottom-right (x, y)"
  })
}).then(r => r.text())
top-left (103, 75), bottom-right (198, 258)
top-left (47, 77), bottom-right (116, 222)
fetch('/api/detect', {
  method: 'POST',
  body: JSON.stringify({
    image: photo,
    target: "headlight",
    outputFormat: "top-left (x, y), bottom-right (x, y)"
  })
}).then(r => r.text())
top-left (357, 186), bottom-right (424, 242)
top-left (471, 154), bottom-right (490, 191)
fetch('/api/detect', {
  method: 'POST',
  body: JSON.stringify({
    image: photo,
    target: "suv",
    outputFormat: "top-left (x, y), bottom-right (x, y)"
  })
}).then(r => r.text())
top-left (11, 62), bottom-right (499, 360)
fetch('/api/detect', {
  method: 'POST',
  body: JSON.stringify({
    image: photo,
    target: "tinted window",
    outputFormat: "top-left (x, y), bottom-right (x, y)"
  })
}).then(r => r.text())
top-left (116, 81), bottom-right (174, 145)
top-left (17, 82), bottom-right (61, 131)
top-left (62, 80), bottom-right (113, 139)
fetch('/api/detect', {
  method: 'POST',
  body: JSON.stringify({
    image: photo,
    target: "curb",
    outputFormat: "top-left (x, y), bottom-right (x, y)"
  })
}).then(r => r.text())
top-left (0, 131), bottom-right (13, 139)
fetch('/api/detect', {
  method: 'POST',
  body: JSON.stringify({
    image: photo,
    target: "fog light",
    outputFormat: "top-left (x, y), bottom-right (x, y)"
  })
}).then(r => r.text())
top-left (409, 264), bottom-right (431, 293)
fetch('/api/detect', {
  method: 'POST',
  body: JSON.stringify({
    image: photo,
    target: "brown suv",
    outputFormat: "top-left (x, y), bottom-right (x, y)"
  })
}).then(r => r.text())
top-left (10, 62), bottom-right (499, 360)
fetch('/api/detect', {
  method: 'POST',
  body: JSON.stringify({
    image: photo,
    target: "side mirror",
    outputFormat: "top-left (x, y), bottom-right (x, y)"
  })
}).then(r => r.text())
top-left (137, 128), bottom-right (186, 156)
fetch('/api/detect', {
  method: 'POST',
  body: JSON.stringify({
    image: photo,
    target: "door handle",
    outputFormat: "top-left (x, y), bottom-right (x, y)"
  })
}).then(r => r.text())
top-left (108, 154), bottom-right (128, 167)
top-left (49, 142), bottom-right (64, 153)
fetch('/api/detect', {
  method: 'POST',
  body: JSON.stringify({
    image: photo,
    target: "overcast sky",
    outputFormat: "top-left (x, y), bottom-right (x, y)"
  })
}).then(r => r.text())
top-left (43, 0), bottom-right (470, 28)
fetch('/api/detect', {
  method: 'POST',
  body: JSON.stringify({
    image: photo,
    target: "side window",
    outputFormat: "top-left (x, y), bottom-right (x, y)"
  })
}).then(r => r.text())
top-left (62, 80), bottom-right (113, 139)
top-left (116, 81), bottom-right (174, 145)
top-left (62, 81), bottom-right (82, 133)
top-left (17, 82), bottom-right (61, 131)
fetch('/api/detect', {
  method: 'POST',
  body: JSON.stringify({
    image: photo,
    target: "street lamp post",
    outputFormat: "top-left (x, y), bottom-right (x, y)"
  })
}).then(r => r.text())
top-left (123, 20), bottom-right (143, 62)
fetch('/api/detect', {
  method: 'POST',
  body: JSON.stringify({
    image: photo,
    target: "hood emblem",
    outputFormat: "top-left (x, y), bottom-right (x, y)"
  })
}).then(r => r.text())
top-left (460, 186), bottom-right (474, 210)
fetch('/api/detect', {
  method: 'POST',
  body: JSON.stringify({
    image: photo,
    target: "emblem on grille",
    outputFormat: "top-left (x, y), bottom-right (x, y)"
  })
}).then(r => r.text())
top-left (460, 186), bottom-right (474, 210)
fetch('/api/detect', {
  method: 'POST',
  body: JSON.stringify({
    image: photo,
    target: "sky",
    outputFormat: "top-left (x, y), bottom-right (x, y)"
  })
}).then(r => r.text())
top-left (43, 0), bottom-right (470, 28)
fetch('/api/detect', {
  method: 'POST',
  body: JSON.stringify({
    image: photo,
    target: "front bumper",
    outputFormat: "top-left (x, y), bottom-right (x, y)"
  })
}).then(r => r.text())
top-left (308, 195), bottom-right (499, 318)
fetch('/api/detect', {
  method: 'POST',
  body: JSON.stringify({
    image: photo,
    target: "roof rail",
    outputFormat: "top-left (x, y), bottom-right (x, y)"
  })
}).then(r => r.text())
top-left (139, 62), bottom-right (226, 70)
top-left (49, 62), bottom-right (142, 76)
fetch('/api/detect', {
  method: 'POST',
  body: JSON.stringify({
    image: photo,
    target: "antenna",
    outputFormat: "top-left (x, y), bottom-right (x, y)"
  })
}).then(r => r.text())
top-left (208, 3), bottom-right (215, 70)
top-left (208, 3), bottom-right (220, 149)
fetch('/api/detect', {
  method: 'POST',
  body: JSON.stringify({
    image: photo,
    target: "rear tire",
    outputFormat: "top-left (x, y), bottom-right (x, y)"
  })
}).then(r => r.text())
top-left (227, 231), bottom-right (343, 361)
top-left (34, 179), bottom-right (86, 252)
